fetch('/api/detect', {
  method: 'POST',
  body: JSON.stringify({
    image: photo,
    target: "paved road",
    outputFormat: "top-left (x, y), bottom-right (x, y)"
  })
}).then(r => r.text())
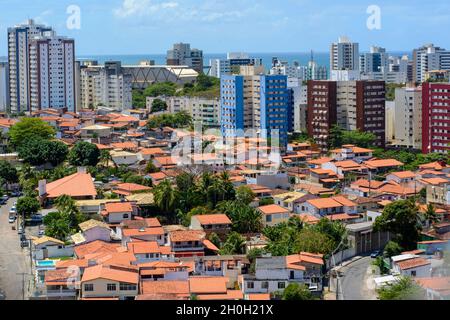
top-left (338, 256), bottom-right (378, 300)
top-left (0, 197), bottom-right (32, 300)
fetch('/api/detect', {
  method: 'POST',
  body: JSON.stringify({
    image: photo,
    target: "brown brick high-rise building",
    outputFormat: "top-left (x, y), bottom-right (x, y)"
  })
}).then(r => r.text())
top-left (307, 80), bottom-right (386, 151)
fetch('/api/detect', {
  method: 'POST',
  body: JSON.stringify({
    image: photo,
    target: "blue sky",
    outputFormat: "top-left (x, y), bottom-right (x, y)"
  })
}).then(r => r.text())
top-left (0, 0), bottom-right (449, 55)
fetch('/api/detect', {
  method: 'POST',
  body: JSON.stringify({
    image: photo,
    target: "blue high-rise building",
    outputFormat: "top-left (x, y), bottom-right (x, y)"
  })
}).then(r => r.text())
top-left (220, 73), bottom-right (289, 149)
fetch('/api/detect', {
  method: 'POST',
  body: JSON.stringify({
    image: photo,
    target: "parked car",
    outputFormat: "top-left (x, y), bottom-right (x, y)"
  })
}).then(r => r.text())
top-left (11, 191), bottom-right (22, 197)
top-left (30, 214), bottom-right (43, 222)
top-left (8, 216), bottom-right (16, 224)
top-left (17, 227), bottom-right (23, 235)
top-left (38, 229), bottom-right (45, 236)
top-left (2, 195), bottom-right (9, 201)
top-left (370, 250), bottom-right (382, 258)
top-left (20, 240), bottom-right (28, 248)
top-left (9, 207), bottom-right (16, 215)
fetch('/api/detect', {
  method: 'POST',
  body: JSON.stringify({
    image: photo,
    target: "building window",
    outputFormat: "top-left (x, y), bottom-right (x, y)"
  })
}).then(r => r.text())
top-left (120, 283), bottom-right (137, 291)
top-left (84, 284), bottom-right (94, 292)
top-left (278, 282), bottom-right (285, 289)
top-left (411, 271), bottom-right (417, 277)
top-left (107, 283), bottom-right (116, 291)
top-left (262, 281), bottom-right (269, 289)
top-left (247, 282), bottom-right (254, 289)
top-left (123, 214), bottom-right (129, 219)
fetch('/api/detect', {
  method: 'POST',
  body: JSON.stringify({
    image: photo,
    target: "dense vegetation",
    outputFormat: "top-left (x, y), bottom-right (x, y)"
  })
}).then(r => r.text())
top-left (146, 111), bottom-right (192, 129)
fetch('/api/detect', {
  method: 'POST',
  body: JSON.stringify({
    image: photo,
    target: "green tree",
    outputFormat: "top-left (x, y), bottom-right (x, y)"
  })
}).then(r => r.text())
top-left (18, 137), bottom-right (68, 166)
top-left (422, 203), bottom-right (440, 226)
top-left (68, 142), bottom-right (100, 167)
top-left (0, 161), bottom-right (18, 188)
top-left (153, 179), bottom-right (179, 216)
top-left (151, 99), bottom-right (168, 113)
top-left (282, 283), bottom-right (317, 300)
top-left (208, 232), bottom-right (221, 249)
top-left (9, 117), bottom-right (55, 147)
top-left (145, 161), bottom-right (160, 174)
top-left (374, 200), bottom-right (422, 250)
top-left (218, 201), bottom-right (263, 234)
top-left (235, 185), bottom-right (255, 205)
top-left (16, 196), bottom-right (41, 219)
top-left (294, 228), bottom-right (335, 256)
top-left (342, 130), bottom-right (376, 148)
top-left (383, 241), bottom-right (403, 258)
top-left (144, 82), bottom-right (177, 97)
top-left (54, 194), bottom-right (87, 230)
top-left (43, 211), bottom-right (72, 241)
top-left (377, 277), bottom-right (425, 300)
top-left (329, 125), bottom-right (344, 149)
top-left (99, 150), bottom-right (113, 168)
top-left (220, 232), bottom-right (246, 255)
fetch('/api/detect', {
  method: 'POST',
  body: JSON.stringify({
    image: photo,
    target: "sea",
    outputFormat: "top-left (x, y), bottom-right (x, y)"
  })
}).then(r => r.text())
top-left (1, 51), bottom-right (411, 70)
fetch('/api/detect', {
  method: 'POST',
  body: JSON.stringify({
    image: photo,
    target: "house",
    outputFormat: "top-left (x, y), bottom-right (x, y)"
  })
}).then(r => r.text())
top-left (386, 171), bottom-right (417, 185)
top-left (32, 236), bottom-right (74, 260)
top-left (239, 253), bottom-right (324, 295)
top-left (76, 199), bottom-right (122, 215)
top-left (391, 254), bottom-right (432, 278)
top-left (80, 124), bottom-right (112, 139)
top-left (153, 156), bottom-right (179, 171)
top-left (273, 191), bottom-right (307, 212)
top-left (168, 230), bottom-right (209, 258)
top-left (121, 226), bottom-right (165, 246)
top-left (73, 240), bottom-right (121, 259)
top-left (415, 277), bottom-right (450, 300)
top-left (190, 214), bottom-right (232, 238)
top-left (113, 183), bottom-right (152, 196)
top-left (38, 167), bottom-right (97, 204)
top-left (138, 280), bottom-right (190, 300)
top-left (363, 159), bottom-right (404, 174)
top-left (127, 241), bottom-right (173, 264)
top-left (189, 276), bottom-right (243, 300)
top-left (193, 255), bottom-right (250, 285)
top-left (322, 160), bottom-right (367, 177)
top-left (101, 202), bottom-right (135, 224)
top-left (80, 264), bottom-right (139, 300)
top-left (38, 268), bottom-right (79, 300)
top-left (138, 260), bottom-right (192, 281)
top-left (330, 145), bottom-right (373, 162)
top-left (138, 147), bottom-right (167, 161)
top-left (146, 172), bottom-right (168, 186)
top-left (257, 204), bottom-right (291, 227)
top-left (417, 240), bottom-right (450, 255)
top-left (110, 150), bottom-right (139, 166)
top-left (74, 220), bottom-right (112, 244)
top-left (297, 196), bottom-right (357, 218)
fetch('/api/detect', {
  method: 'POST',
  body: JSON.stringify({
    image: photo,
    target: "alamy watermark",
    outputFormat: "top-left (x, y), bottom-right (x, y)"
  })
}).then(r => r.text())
top-left (367, 5), bottom-right (381, 30)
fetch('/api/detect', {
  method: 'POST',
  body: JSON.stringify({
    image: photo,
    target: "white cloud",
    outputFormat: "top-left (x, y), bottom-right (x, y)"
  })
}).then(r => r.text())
top-left (113, 0), bottom-right (179, 18)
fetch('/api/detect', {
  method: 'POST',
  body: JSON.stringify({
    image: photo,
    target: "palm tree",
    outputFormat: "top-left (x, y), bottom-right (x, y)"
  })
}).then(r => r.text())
top-left (153, 179), bottom-right (178, 216)
top-left (100, 150), bottom-right (113, 168)
top-left (423, 203), bottom-right (439, 228)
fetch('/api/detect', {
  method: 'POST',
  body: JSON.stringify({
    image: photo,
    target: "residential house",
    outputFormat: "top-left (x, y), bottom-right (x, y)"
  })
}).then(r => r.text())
top-left (258, 204), bottom-right (291, 227)
top-left (32, 236), bottom-right (74, 260)
top-left (101, 202), bottom-right (135, 224)
top-left (190, 214), bottom-right (232, 238)
top-left (391, 254), bottom-right (432, 278)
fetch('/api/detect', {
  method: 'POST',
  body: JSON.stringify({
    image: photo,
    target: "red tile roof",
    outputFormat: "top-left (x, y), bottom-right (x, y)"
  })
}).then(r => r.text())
top-left (43, 172), bottom-right (97, 199)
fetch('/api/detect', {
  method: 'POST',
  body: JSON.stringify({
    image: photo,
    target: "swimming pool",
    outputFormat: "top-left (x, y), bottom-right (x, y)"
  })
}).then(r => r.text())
top-left (36, 260), bottom-right (56, 267)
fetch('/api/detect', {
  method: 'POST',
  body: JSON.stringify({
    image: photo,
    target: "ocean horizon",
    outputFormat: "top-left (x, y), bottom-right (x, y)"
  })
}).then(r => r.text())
top-left (1, 51), bottom-right (411, 71)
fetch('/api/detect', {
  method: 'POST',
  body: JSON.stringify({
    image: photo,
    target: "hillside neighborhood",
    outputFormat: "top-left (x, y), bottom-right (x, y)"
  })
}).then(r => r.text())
top-left (0, 108), bottom-right (448, 300)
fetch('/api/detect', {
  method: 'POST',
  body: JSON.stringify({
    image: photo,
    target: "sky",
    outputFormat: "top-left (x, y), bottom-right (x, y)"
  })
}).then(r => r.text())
top-left (0, 0), bottom-right (449, 55)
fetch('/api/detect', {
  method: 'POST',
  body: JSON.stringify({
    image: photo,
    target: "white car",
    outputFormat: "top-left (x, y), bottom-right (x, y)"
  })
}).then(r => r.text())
top-left (9, 207), bottom-right (16, 215)
top-left (8, 216), bottom-right (16, 223)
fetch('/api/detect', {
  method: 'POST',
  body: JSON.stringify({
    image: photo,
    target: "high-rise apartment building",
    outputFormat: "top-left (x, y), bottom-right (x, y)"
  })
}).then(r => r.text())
top-left (220, 71), bottom-right (289, 149)
top-left (307, 80), bottom-right (386, 151)
top-left (422, 82), bottom-right (450, 154)
top-left (330, 36), bottom-right (360, 71)
top-left (28, 34), bottom-right (76, 111)
top-left (394, 86), bottom-right (422, 150)
top-left (210, 53), bottom-right (263, 78)
top-left (360, 46), bottom-right (388, 74)
top-left (79, 61), bottom-right (132, 111)
top-left (8, 19), bottom-right (53, 113)
top-left (8, 19), bottom-right (76, 113)
top-left (0, 62), bottom-right (9, 112)
top-left (413, 44), bottom-right (450, 84)
top-left (167, 43), bottom-right (203, 73)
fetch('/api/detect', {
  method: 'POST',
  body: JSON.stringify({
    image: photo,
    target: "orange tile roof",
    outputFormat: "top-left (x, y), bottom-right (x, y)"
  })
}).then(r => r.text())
top-left (127, 241), bottom-right (161, 254)
top-left (193, 214), bottom-right (232, 225)
top-left (203, 239), bottom-right (219, 252)
top-left (189, 276), bottom-right (228, 294)
top-left (327, 213), bottom-right (360, 221)
top-left (419, 178), bottom-right (449, 186)
top-left (170, 230), bottom-right (205, 242)
top-left (104, 202), bottom-right (133, 213)
top-left (140, 148), bottom-right (166, 156)
top-left (44, 172), bottom-right (97, 199)
top-left (110, 115), bottom-right (139, 123)
top-left (390, 171), bottom-right (416, 179)
top-left (308, 157), bottom-right (333, 165)
top-left (197, 290), bottom-right (243, 300)
top-left (364, 159), bottom-right (404, 169)
top-left (419, 162), bottom-right (444, 171)
top-left (111, 142), bottom-right (138, 150)
top-left (247, 293), bottom-right (271, 300)
top-left (307, 197), bottom-right (352, 209)
top-left (141, 280), bottom-right (189, 295)
top-left (415, 277), bottom-right (450, 294)
top-left (115, 183), bottom-right (152, 192)
top-left (81, 265), bottom-right (139, 284)
top-left (298, 214), bottom-right (320, 224)
top-left (396, 257), bottom-right (431, 270)
top-left (122, 227), bottom-right (165, 237)
top-left (56, 259), bottom-right (90, 269)
top-left (45, 269), bottom-right (74, 285)
top-left (74, 240), bottom-right (121, 259)
top-left (148, 172), bottom-right (167, 180)
top-left (258, 204), bottom-right (290, 215)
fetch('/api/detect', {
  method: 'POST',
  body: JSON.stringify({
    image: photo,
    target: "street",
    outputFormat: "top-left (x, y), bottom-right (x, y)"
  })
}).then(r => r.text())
top-left (0, 197), bottom-right (32, 300)
top-left (338, 256), bottom-right (378, 300)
